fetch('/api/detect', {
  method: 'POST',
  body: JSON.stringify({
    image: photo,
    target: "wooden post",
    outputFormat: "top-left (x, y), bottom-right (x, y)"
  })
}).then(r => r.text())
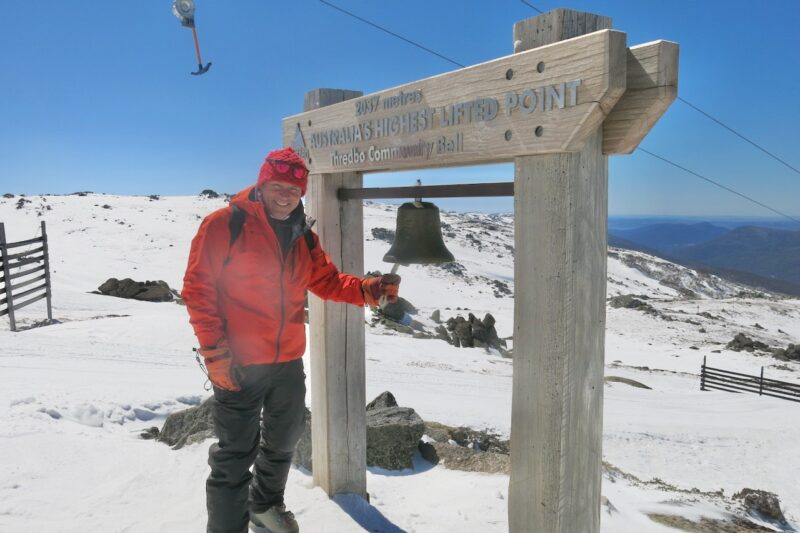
top-left (40, 221), bottom-right (53, 321)
top-left (0, 223), bottom-right (17, 332)
top-left (701, 356), bottom-right (707, 391)
top-left (304, 88), bottom-right (368, 499)
top-left (510, 9), bottom-right (611, 533)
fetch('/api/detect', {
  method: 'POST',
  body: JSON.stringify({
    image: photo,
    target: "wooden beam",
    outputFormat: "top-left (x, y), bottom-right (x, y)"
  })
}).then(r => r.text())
top-left (603, 40), bottom-right (679, 154)
top-left (283, 30), bottom-right (627, 173)
top-left (337, 182), bottom-right (514, 200)
top-left (510, 9), bottom-right (609, 533)
top-left (304, 88), bottom-right (368, 499)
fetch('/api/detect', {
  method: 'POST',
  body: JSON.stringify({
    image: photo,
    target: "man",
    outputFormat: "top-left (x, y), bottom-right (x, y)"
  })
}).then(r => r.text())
top-left (182, 147), bottom-right (400, 533)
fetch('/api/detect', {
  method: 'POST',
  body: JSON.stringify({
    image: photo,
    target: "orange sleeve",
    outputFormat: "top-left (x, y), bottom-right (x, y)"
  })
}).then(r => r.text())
top-left (306, 232), bottom-right (367, 306)
top-left (182, 210), bottom-right (229, 348)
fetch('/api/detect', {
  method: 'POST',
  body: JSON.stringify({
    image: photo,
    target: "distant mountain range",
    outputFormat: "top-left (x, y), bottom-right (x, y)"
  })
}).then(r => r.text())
top-left (608, 222), bottom-right (800, 296)
top-left (611, 222), bottom-right (729, 254)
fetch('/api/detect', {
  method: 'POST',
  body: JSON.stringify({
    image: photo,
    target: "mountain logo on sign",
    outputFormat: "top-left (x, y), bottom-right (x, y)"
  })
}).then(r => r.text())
top-left (292, 123), bottom-right (310, 163)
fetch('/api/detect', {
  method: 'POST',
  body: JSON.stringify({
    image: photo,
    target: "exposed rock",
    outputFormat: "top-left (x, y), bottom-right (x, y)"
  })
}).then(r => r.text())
top-left (772, 343), bottom-right (800, 362)
top-left (445, 313), bottom-right (507, 354)
top-left (140, 426), bottom-right (160, 440)
top-left (366, 391), bottom-right (397, 410)
top-left (734, 488), bottom-right (787, 525)
top-left (366, 402), bottom-right (424, 470)
top-left (97, 278), bottom-right (176, 302)
top-left (370, 227), bottom-right (395, 243)
top-left (604, 376), bottom-right (652, 389)
top-left (434, 325), bottom-right (451, 343)
top-left (421, 421), bottom-right (452, 443)
top-left (16, 198), bottom-right (30, 209)
top-left (648, 513), bottom-right (776, 532)
top-left (292, 392), bottom-right (425, 471)
top-left (418, 441), bottom-right (509, 474)
top-left (608, 294), bottom-right (656, 313)
top-left (727, 333), bottom-right (769, 352)
top-left (101, 204), bottom-right (112, 209)
top-left (438, 262), bottom-right (467, 277)
top-left (200, 189), bottom-right (220, 198)
top-left (148, 194), bottom-right (160, 201)
top-left (430, 309), bottom-right (441, 323)
top-left (490, 279), bottom-right (512, 298)
top-left (419, 421), bottom-right (510, 474)
top-left (3, 193), bottom-right (14, 198)
top-left (423, 421), bottom-right (509, 454)
top-left (158, 397), bottom-right (215, 449)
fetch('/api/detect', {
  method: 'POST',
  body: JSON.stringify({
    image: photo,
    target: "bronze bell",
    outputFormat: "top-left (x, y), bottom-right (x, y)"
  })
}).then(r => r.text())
top-left (383, 201), bottom-right (455, 265)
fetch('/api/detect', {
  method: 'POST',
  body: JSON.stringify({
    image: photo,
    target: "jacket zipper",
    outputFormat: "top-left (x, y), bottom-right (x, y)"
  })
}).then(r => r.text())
top-left (273, 242), bottom-right (300, 364)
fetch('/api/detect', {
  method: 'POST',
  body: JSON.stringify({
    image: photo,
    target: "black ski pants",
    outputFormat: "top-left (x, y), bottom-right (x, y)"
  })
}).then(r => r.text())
top-left (206, 358), bottom-right (306, 533)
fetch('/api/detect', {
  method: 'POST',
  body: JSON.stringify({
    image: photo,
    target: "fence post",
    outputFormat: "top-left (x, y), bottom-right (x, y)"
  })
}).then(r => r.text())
top-left (700, 356), bottom-right (706, 391)
top-left (40, 221), bottom-right (53, 321)
top-left (759, 366), bottom-right (764, 396)
top-left (0, 223), bottom-right (17, 332)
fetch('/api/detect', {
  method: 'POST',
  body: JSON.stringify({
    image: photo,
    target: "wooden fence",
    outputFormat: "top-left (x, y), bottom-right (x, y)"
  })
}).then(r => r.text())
top-left (701, 356), bottom-right (800, 403)
top-left (0, 221), bottom-right (53, 331)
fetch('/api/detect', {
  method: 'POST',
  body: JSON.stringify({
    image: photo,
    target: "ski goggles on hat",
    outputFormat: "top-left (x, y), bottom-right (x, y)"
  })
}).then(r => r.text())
top-left (266, 159), bottom-right (309, 180)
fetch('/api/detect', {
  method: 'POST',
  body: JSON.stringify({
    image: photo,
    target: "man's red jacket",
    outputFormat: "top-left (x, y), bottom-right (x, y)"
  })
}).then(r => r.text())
top-left (182, 187), bottom-right (366, 366)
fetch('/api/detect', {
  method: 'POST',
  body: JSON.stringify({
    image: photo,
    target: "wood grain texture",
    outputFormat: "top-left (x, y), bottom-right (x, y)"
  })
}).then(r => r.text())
top-left (510, 127), bottom-right (607, 533)
top-left (510, 9), bottom-right (608, 533)
top-left (603, 40), bottom-right (679, 154)
top-left (513, 8), bottom-right (612, 52)
top-left (283, 30), bottom-right (627, 173)
top-left (305, 89), bottom-right (367, 499)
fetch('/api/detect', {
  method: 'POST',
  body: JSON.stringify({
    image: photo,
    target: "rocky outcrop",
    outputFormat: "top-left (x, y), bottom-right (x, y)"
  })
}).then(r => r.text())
top-left (157, 392), bottom-right (509, 476)
top-left (370, 227), bottom-right (395, 243)
top-left (97, 278), bottom-right (178, 302)
top-left (419, 441), bottom-right (509, 474)
top-left (608, 294), bottom-right (657, 314)
top-left (157, 397), bottom-right (215, 449)
top-left (772, 343), bottom-right (800, 361)
top-left (366, 392), bottom-right (424, 470)
top-left (295, 391), bottom-right (425, 471)
top-left (418, 421), bottom-right (510, 474)
top-left (604, 376), bottom-right (652, 389)
top-left (726, 333), bottom-right (769, 353)
top-left (733, 488), bottom-right (788, 526)
top-left (444, 313), bottom-right (508, 355)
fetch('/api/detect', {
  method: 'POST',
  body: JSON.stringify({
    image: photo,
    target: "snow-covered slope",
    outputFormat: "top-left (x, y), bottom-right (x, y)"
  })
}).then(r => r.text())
top-left (1, 193), bottom-right (799, 532)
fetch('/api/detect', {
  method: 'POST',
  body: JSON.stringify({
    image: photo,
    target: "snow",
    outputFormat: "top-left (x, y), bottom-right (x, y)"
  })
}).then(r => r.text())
top-left (1, 193), bottom-right (799, 532)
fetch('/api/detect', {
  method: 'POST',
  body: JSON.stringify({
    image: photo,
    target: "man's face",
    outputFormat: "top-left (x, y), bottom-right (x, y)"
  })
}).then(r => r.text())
top-left (259, 180), bottom-right (303, 220)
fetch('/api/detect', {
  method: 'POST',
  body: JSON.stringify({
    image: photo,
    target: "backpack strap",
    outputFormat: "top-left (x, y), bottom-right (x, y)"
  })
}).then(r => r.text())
top-left (228, 205), bottom-right (246, 247)
top-left (304, 229), bottom-right (315, 252)
top-left (225, 205), bottom-right (246, 264)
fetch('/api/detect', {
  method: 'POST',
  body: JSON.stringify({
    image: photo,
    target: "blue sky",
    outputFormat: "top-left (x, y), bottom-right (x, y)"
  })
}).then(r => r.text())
top-left (1, 0), bottom-right (798, 216)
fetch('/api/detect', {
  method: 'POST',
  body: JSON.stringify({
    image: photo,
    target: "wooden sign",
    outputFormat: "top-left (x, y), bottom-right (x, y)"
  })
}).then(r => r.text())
top-left (283, 29), bottom-right (627, 173)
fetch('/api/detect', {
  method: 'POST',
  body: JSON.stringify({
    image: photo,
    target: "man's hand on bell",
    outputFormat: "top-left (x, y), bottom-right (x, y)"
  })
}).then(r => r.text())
top-left (362, 273), bottom-right (401, 307)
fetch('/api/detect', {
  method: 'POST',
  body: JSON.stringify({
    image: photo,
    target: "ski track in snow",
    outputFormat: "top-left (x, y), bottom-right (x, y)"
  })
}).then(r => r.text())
top-left (1, 194), bottom-right (799, 532)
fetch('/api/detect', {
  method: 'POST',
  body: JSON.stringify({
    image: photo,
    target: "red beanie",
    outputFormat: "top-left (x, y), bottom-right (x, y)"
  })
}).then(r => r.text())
top-left (256, 147), bottom-right (309, 195)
